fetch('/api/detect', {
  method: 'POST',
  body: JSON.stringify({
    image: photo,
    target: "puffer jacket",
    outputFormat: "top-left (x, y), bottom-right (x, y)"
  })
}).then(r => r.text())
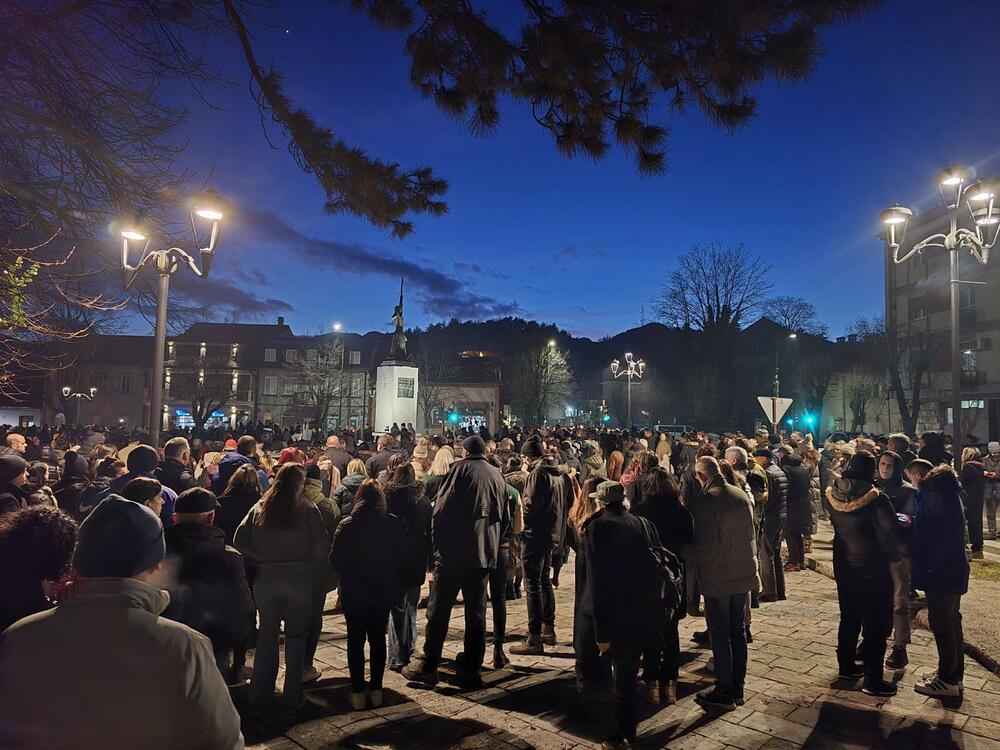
top-left (521, 459), bottom-right (571, 556)
top-left (781, 454), bottom-right (813, 535)
top-left (763, 461), bottom-right (788, 525)
top-left (333, 471), bottom-right (366, 515)
top-left (912, 466), bottom-right (969, 595)
top-left (826, 478), bottom-right (902, 576)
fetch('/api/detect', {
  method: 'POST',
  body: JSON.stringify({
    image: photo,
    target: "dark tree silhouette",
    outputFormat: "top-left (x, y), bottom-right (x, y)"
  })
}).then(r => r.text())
top-left (766, 296), bottom-right (829, 337)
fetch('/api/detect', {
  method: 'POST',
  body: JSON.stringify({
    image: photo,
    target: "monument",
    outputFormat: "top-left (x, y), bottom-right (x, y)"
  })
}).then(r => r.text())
top-left (374, 279), bottom-right (419, 433)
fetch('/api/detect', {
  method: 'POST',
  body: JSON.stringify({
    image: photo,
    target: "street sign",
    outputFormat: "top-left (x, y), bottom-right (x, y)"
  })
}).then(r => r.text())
top-left (757, 396), bottom-right (793, 428)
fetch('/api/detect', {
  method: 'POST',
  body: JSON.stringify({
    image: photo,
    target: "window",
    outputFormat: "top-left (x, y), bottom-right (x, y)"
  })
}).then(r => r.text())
top-left (349, 350), bottom-right (361, 365)
top-left (911, 306), bottom-right (926, 321)
top-left (263, 376), bottom-right (277, 395)
top-left (92, 372), bottom-right (107, 389)
top-left (961, 340), bottom-right (978, 372)
top-left (120, 374), bottom-right (133, 394)
top-left (283, 379), bottom-right (295, 396)
top-left (962, 400), bottom-right (986, 409)
top-left (980, 337), bottom-right (992, 351)
top-left (307, 349), bottom-right (317, 363)
top-left (264, 348), bottom-right (276, 362)
top-left (285, 349), bottom-right (297, 363)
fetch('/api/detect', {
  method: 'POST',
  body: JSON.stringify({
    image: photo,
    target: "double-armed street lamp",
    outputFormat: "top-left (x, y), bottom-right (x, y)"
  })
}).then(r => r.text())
top-left (880, 165), bottom-right (1000, 471)
top-left (120, 200), bottom-right (225, 448)
top-left (62, 386), bottom-right (97, 426)
top-left (610, 352), bottom-right (645, 429)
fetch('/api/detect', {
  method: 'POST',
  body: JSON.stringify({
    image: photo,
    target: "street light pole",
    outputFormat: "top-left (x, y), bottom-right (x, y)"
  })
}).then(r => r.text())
top-left (121, 201), bottom-right (224, 449)
top-left (610, 352), bottom-right (645, 430)
top-left (880, 166), bottom-right (999, 472)
top-left (62, 386), bottom-right (97, 426)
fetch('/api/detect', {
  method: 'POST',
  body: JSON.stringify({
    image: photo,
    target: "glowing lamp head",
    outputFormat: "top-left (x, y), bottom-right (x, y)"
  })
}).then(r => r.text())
top-left (548, 340), bottom-right (556, 348)
top-left (966, 180), bottom-right (995, 203)
top-left (333, 322), bottom-right (342, 332)
top-left (937, 164), bottom-right (973, 187)
top-left (62, 386), bottom-right (71, 397)
top-left (89, 387), bottom-right (97, 397)
top-left (879, 204), bottom-right (913, 252)
top-left (121, 229), bottom-right (146, 241)
top-left (194, 208), bottom-right (223, 221)
top-left (610, 359), bottom-right (620, 376)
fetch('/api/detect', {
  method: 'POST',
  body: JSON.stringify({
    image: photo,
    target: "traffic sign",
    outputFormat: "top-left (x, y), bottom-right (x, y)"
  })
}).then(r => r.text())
top-left (757, 396), bottom-right (793, 427)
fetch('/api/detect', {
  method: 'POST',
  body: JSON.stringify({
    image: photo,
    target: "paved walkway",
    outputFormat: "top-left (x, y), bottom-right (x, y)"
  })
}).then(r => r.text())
top-left (240, 557), bottom-right (1000, 749)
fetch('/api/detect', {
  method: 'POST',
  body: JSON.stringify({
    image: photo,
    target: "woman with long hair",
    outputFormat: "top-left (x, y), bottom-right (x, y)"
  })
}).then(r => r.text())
top-left (214, 463), bottom-right (263, 546)
top-left (634, 468), bottom-right (694, 705)
top-left (622, 450), bottom-right (659, 505)
top-left (334, 458), bottom-right (368, 515)
top-left (331, 480), bottom-right (402, 709)
top-left (235, 463), bottom-right (330, 710)
top-left (384, 463), bottom-right (432, 672)
top-left (422, 446), bottom-right (455, 502)
top-left (606, 451), bottom-right (625, 482)
top-left (569, 474), bottom-right (611, 693)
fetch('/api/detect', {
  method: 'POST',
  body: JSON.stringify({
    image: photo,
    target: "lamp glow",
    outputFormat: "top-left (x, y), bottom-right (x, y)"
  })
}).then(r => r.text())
top-left (195, 208), bottom-right (223, 221)
top-left (122, 230), bottom-right (146, 241)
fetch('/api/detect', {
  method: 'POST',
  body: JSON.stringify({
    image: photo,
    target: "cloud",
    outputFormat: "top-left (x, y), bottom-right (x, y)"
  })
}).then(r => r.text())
top-left (235, 209), bottom-right (519, 322)
top-left (551, 243), bottom-right (606, 263)
top-left (229, 267), bottom-right (271, 287)
top-left (453, 260), bottom-right (509, 280)
top-left (170, 273), bottom-right (293, 318)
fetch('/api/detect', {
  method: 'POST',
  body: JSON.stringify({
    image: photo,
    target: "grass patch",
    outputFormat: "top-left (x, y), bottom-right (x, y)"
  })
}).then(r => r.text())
top-left (970, 561), bottom-right (1000, 582)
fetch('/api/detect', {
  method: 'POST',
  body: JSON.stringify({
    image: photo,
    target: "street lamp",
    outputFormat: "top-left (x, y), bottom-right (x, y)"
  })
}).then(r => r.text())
top-left (610, 352), bottom-right (645, 429)
top-left (120, 198), bottom-right (224, 448)
top-left (773, 332), bottom-right (798, 400)
top-left (62, 386), bottom-right (97, 425)
top-left (880, 165), bottom-right (999, 471)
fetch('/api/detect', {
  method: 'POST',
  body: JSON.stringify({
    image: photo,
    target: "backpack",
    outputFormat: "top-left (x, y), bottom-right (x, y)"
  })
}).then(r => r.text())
top-left (637, 516), bottom-right (685, 623)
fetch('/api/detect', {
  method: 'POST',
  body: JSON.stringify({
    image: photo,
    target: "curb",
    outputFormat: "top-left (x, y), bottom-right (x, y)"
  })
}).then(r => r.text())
top-left (805, 554), bottom-right (1000, 677)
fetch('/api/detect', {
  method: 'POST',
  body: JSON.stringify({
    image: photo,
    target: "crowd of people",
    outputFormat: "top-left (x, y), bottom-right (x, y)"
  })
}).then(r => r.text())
top-left (0, 420), bottom-right (991, 749)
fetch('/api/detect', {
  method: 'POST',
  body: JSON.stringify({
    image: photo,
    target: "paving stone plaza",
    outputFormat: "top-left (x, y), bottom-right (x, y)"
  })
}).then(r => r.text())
top-left (239, 554), bottom-right (1000, 750)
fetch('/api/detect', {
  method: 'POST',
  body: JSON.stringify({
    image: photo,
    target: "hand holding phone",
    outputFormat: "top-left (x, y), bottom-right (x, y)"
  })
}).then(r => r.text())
top-left (896, 513), bottom-right (912, 528)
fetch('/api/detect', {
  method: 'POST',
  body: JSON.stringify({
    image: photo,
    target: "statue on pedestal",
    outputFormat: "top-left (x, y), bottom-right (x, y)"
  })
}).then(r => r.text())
top-left (388, 278), bottom-right (409, 360)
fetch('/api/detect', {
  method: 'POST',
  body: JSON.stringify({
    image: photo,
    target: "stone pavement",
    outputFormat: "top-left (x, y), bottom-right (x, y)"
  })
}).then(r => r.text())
top-left (240, 556), bottom-right (1000, 749)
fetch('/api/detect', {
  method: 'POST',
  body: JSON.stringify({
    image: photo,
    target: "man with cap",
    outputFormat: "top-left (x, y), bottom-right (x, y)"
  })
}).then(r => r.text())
top-left (752, 447), bottom-right (787, 602)
top-left (101, 444), bottom-right (178, 527)
top-left (510, 433), bottom-right (571, 656)
top-left (0, 454), bottom-right (30, 516)
top-left (403, 434), bottom-right (506, 689)
top-left (581, 479), bottom-right (662, 748)
top-left (162, 487), bottom-right (255, 686)
top-left (826, 450), bottom-right (902, 697)
top-left (0, 496), bottom-right (244, 749)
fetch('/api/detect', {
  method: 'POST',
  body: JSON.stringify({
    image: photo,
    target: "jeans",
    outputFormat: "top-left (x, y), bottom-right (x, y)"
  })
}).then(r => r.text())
top-left (889, 558), bottom-right (912, 646)
top-left (609, 641), bottom-right (642, 743)
top-left (785, 531), bottom-right (804, 567)
top-left (834, 566), bottom-right (892, 683)
top-left (986, 483), bottom-right (1000, 536)
top-left (304, 579), bottom-right (328, 670)
top-left (760, 520), bottom-right (786, 599)
top-left (704, 593), bottom-right (749, 694)
top-left (250, 563), bottom-right (313, 706)
top-left (522, 544), bottom-right (554, 635)
top-left (387, 586), bottom-right (421, 668)
top-left (489, 547), bottom-right (510, 652)
top-left (344, 598), bottom-right (390, 692)
top-left (926, 593), bottom-right (964, 684)
top-left (422, 566), bottom-right (489, 673)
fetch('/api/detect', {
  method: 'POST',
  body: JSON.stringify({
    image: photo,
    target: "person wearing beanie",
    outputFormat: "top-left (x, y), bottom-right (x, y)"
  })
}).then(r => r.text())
top-left (580, 479), bottom-right (663, 744)
top-left (826, 451), bottom-right (903, 697)
top-left (918, 431), bottom-right (953, 467)
top-left (402, 428), bottom-right (506, 690)
top-left (0, 454), bottom-right (31, 517)
top-left (101, 444), bottom-right (179, 527)
top-left (52, 451), bottom-right (91, 521)
top-left (984, 441), bottom-right (1000, 540)
top-left (507, 433), bottom-right (570, 657)
top-left (162, 488), bottom-right (255, 687)
top-left (0, 496), bottom-right (244, 749)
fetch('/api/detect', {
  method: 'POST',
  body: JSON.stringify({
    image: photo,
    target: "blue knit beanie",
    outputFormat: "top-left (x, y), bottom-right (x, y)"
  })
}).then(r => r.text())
top-left (73, 495), bottom-right (165, 578)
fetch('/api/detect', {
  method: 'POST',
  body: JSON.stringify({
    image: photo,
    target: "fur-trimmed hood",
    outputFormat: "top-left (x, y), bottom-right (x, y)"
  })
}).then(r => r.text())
top-left (826, 480), bottom-right (880, 513)
top-left (919, 464), bottom-right (962, 495)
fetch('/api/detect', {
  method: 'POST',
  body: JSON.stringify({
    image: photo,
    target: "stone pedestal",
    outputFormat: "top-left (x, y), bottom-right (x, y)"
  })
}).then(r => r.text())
top-left (374, 360), bottom-right (418, 433)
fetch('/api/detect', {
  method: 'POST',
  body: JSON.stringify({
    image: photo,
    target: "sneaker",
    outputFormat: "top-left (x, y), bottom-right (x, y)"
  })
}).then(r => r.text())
top-left (694, 686), bottom-right (736, 710)
top-left (350, 692), bottom-right (366, 710)
top-left (541, 624), bottom-right (557, 646)
top-left (302, 665), bottom-right (322, 683)
top-left (691, 630), bottom-right (711, 645)
top-left (369, 689), bottom-right (383, 708)
top-left (401, 659), bottom-right (439, 686)
top-left (734, 689), bottom-right (745, 706)
top-left (914, 676), bottom-right (962, 698)
top-left (838, 664), bottom-right (864, 681)
top-left (552, 575), bottom-right (560, 589)
top-left (510, 634), bottom-right (545, 655)
top-left (885, 646), bottom-right (908, 670)
top-left (862, 679), bottom-right (898, 697)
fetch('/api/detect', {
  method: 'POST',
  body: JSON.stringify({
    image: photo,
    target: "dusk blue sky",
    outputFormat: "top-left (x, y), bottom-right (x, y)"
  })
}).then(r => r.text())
top-left (163, 0), bottom-right (1000, 340)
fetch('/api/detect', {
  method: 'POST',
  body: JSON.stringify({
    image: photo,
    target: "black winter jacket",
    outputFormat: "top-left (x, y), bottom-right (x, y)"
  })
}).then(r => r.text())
top-left (214, 491), bottom-right (260, 547)
top-left (431, 455), bottom-right (505, 572)
top-left (330, 492), bottom-right (403, 607)
top-left (385, 480), bottom-right (433, 588)
top-left (826, 479), bottom-right (902, 577)
top-left (763, 462), bottom-right (788, 526)
top-left (781, 454), bottom-right (813, 535)
top-left (522, 460), bottom-right (571, 556)
top-left (155, 459), bottom-right (197, 496)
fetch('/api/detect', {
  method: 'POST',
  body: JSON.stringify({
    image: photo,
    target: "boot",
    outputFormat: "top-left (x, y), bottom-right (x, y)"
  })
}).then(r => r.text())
top-left (493, 648), bottom-right (510, 670)
top-left (885, 645), bottom-right (908, 669)
top-left (369, 689), bottom-right (383, 708)
top-left (401, 658), bottom-right (439, 686)
top-left (660, 679), bottom-right (678, 705)
top-left (510, 633), bottom-right (545, 655)
top-left (541, 624), bottom-right (557, 646)
top-left (349, 692), bottom-right (366, 710)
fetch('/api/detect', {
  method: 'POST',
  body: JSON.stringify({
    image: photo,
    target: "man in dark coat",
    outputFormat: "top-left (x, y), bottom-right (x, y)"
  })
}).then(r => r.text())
top-left (510, 435), bottom-right (571, 655)
top-left (156, 437), bottom-right (197, 496)
top-left (918, 431), bottom-right (953, 467)
top-left (826, 451), bottom-right (902, 697)
top-left (582, 480), bottom-right (660, 747)
top-left (103, 445), bottom-right (178, 527)
top-left (365, 434), bottom-right (400, 479)
top-left (0, 455), bottom-right (31, 517)
top-left (162, 488), bottom-right (255, 685)
top-left (323, 435), bottom-right (353, 477)
top-left (403, 436), bottom-right (505, 688)
top-left (753, 449), bottom-right (787, 601)
top-left (212, 436), bottom-right (268, 495)
top-left (780, 450), bottom-right (812, 572)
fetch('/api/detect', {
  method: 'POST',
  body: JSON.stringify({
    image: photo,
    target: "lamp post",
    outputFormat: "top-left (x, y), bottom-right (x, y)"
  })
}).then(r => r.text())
top-left (333, 322), bottom-right (345, 430)
top-left (121, 201), bottom-right (224, 449)
top-left (62, 386), bottom-right (97, 426)
top-left (880, 165), bottom-right (999, 471)
top-left (610, 352), bottom-right (645, 429)
top-left (773, 333), bottom-right (797, 401)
